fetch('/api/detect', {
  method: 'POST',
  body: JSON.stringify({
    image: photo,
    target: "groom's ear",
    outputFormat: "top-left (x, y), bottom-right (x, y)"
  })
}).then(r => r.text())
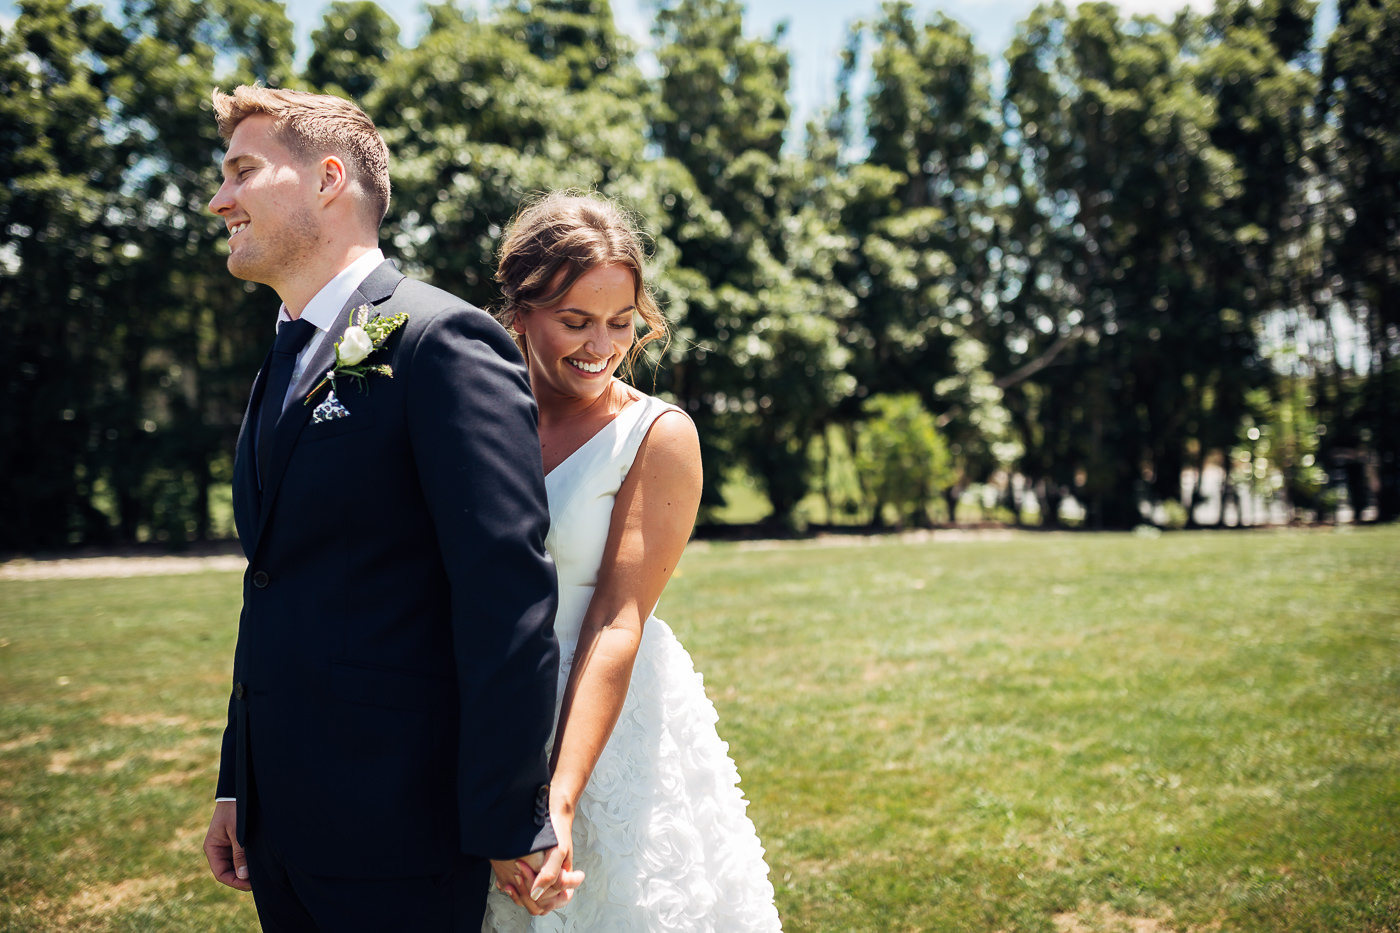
top-left (317, 155), bottom-right (349, 205)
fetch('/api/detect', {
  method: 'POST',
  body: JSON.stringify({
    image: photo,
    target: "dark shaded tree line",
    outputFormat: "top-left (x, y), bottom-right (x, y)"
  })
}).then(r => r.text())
top-left (2, 0), bottom-right (1396, 549)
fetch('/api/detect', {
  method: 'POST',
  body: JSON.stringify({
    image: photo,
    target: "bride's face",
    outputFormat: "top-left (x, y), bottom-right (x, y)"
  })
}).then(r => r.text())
top-left (517, 263), bottom-right (636, 403)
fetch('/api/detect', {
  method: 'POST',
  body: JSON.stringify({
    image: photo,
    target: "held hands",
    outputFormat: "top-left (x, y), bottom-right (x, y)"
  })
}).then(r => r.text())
top-left (490, 816), bottom-right (584, 916)
top-left (202, 800), bottom-right (251, 892)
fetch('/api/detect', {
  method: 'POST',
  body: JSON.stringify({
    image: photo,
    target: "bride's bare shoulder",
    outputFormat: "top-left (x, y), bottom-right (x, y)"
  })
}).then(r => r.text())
top-left (637, 405), bottom-right (700, 474)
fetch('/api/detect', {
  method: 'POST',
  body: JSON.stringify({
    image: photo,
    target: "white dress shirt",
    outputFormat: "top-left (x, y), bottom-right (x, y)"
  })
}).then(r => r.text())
top-left (273, 248), bottom-right (387, 414)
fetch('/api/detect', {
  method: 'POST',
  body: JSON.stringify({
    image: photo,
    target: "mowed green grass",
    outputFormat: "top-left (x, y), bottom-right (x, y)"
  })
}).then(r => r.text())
top-left (1, 527), bottom-right (1397, 931)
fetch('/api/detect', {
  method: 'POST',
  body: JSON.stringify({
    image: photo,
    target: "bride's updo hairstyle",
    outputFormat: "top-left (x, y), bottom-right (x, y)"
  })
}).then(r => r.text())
top-left (495, 190), bottom-right (668, 377)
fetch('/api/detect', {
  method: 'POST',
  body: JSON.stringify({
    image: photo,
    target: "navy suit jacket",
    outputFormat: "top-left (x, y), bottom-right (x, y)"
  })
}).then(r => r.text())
top-left (218, 260), bottom-right (559, 877)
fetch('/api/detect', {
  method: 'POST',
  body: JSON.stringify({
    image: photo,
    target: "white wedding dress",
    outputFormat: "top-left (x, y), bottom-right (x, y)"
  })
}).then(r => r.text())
top-left (483, 393), bottom-right (782, 933)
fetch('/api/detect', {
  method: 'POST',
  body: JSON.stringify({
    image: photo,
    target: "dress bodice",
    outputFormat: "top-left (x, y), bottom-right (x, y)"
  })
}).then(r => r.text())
top-left (544, 391), bottom-right (683, 654)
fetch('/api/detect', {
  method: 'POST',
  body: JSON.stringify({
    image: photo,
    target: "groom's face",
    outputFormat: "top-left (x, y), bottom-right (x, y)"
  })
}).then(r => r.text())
top-left (209, 114), bottom-right (321, 290)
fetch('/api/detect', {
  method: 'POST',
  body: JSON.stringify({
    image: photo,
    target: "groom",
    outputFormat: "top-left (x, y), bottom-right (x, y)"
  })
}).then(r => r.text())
top-left (200, 85), bottom-right (568, 929)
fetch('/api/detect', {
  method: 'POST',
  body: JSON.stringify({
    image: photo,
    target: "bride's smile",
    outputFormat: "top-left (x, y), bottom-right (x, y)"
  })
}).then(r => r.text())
top-left (515, 263), bottom-right (637, 404)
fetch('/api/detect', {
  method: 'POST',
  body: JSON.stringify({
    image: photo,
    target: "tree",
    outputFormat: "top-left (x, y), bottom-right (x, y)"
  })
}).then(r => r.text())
top-left (854, 393), bottom-right (953, 527)
top-left (836, 2), bottom-right (1012, 521)
top-left (372, 1), bottom-right (656, 298)
top-left (651, 0), bottom-right (853, 525)
top-left (0, 0), bottom-right (295, 549)
top-left (496, 0), bottom-right (636, 92)
top-left (305, 1), bottom-right (401, 100)
top-left (1182, 0), bottom-right (1317, 526)
top-left (1321, 0), bottom-right (1400, 521)
top-left (0, 0), bottom-right (127, 548)
top-left (1002, 1), bottom-right (1270, 528)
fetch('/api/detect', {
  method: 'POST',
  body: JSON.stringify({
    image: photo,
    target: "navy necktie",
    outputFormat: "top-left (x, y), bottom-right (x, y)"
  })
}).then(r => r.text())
top-left (257, 318), bottom-right (316, 489)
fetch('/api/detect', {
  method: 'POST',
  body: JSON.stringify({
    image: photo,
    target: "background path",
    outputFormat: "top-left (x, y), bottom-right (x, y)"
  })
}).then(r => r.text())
top-left (0, 550), bottom-right (247, 581)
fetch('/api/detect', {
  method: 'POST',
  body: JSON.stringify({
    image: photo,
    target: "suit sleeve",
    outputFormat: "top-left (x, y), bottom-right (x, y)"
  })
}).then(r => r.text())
top-left (404, 301), bottom-right (559, 860)
top-left (215, 694), bottom-right (236, 798)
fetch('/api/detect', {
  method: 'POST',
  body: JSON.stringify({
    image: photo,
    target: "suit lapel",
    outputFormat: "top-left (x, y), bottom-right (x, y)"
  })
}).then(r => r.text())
top-left (255, 260), bottom-right (406, 533)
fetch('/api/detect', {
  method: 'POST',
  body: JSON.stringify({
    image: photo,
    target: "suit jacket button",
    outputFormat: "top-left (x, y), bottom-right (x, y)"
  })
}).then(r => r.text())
top-left (234, 682), bottom-right (245, 699)
top-left (534, 784), bottom-right (550, 825)
top-left (252, 571), bottom-right (269, 588)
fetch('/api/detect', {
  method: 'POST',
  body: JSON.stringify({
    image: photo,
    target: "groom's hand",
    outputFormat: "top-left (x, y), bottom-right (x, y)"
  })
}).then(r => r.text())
top-left (489, 854), bottom-right (539, 913)
top-left (490, 851), bottom-right (583, 916)
top-left (202, 800), bottom-right (251, 891)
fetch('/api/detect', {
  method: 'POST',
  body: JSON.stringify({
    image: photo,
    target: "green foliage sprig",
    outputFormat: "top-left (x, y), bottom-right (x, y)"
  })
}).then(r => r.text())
top-left (305, 305), bottom-right (409, 404)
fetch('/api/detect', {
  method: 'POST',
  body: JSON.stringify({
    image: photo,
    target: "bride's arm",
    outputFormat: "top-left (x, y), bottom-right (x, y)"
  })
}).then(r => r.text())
top-left (531, 410), bottom-right (702, 898)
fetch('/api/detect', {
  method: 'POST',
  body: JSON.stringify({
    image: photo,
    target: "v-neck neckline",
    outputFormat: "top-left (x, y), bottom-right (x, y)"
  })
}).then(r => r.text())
top-left (543, 396), bottom-right (643, 480)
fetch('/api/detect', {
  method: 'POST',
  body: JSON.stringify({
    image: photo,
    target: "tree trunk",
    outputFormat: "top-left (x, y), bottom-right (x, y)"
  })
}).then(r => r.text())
top-left (1217, 457), bottom-right (1235, 528)
top-left (1183, 449), bottom-right (1204, 529)
top-left (819, 428), bottom-right (834, 526)
top-left (1040, 478), bottom-right (1063, 529)
top-left (1375, 321), bottom-right (1399, 522)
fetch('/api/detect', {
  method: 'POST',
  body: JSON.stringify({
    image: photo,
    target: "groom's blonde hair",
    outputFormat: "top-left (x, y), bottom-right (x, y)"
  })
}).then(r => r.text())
top-left (211, 85), bottom-right (391, 226)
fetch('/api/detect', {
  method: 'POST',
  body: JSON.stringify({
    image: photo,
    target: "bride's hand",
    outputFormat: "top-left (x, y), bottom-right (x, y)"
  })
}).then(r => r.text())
top-left (526, 808), bottom-right (585, 914)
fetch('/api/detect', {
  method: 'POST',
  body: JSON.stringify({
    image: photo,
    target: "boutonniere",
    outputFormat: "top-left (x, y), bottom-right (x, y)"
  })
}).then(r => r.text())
top-left (305, 305), bottom-right (409, 405)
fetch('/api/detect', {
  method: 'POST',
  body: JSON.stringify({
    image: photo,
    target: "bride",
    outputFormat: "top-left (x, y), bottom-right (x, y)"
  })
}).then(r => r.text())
top-left (482, 191), bottom-right (782, 932)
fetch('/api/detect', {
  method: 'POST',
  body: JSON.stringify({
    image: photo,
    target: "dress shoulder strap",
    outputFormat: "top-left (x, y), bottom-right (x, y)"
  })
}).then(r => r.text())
top-left (614, 394), bottom-right (687, 474)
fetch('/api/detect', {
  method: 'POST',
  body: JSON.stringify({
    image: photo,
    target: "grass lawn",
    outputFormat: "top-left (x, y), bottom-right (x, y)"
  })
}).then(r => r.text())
top-left (2, 526), bottom-right (1397, 931)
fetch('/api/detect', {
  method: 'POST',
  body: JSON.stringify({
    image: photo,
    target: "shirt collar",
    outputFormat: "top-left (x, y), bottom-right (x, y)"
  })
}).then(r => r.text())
top-left (275, 249), bottom-right (386, 334)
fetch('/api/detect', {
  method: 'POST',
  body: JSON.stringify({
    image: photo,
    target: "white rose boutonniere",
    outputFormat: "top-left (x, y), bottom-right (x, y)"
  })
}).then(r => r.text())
top-left (305, 304), bottom-right (409, 405)
top-left (336, 325), bottom-right (375, 367)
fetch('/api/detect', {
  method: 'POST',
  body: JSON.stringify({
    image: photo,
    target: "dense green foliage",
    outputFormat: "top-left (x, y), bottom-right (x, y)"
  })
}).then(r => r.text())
top-left (2, 527), bottom-right (1398, 929)
top-left (2, 0), bottom-right (1397, 548)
